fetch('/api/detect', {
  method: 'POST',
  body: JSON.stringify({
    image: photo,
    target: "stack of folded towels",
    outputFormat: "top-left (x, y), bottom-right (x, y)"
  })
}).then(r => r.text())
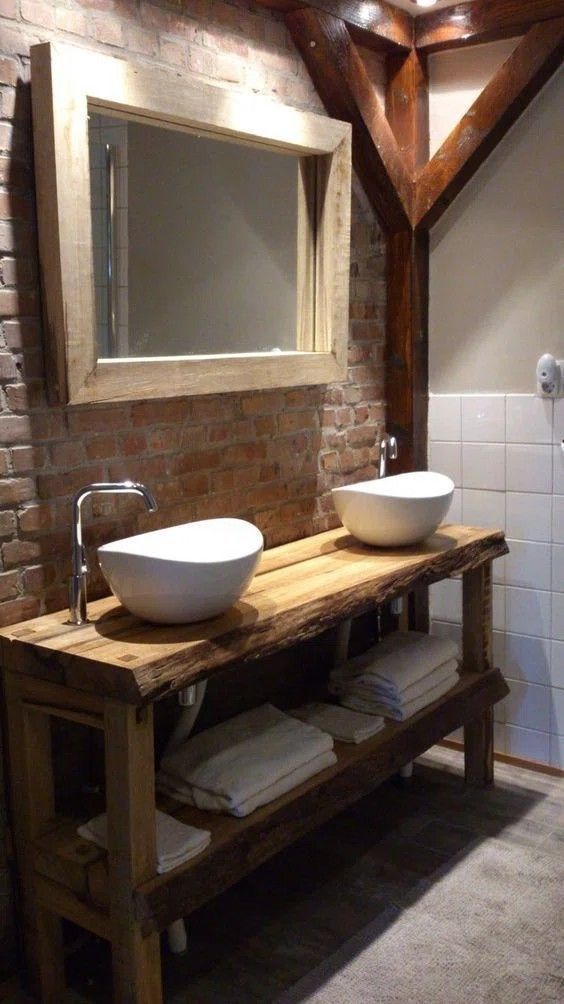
top-left (291, 702), bottom-right (385, 744)
top-left (330, 631), bottom-right (460, 721)
top-left (77, 809), bottom-right (211, 874)
top-left (157, 703), bottom-right (337, 818)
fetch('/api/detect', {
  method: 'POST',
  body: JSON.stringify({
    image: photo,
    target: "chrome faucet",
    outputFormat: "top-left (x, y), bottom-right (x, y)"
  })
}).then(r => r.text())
top-left (69, 481), bottom-right (158, 625)
top-left (379, 433), bottom-right (398, 479)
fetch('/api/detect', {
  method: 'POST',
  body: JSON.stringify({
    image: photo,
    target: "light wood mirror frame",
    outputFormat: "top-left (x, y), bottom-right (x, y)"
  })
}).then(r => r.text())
top-left (31, 41), bottom-right (352, 405)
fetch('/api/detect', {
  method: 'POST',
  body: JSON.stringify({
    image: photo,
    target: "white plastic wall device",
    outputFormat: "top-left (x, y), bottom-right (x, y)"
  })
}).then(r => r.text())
top-left (536, 353), bottom-right (564, 397)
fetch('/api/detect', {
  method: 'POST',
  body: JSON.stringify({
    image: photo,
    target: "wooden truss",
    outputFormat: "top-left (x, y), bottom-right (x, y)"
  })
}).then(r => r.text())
top-left (259, 0), bottom-right (564, 471)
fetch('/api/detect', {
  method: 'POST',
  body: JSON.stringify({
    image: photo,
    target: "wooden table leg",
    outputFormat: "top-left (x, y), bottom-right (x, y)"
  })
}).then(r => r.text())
top-left (104, 700), bottom-right (163, 1004)
top-left (2, 672), bottom-right (65, 1002)
top-left (462, 561), bottom-right (494, 786)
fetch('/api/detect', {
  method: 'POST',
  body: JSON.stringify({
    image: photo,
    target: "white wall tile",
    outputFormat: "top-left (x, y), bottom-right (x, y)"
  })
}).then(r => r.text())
top-left (506, 586), bottom-right (551, 638)
top-left (505, 725), bottom-right (550, 764)
top-left (552, 544), bottom-right (564, 593)
top-left (462, 489), bottom-right (505, 529)
top-left (551, 592), bottom-right (564, 641)
top-left (429, 396), bottom-right (461, 442)
top-left (505, 540), bottom-right (551, 590)
top-left (447, 488), bottom-right (462, 524)
top-left (427, 392), bottom-right (564, 767)
top-left (551, 641), bottom-right (564, 689)
top-left (461, 395), bottom-right (505, 443)
top-left (445, 723), bottom-right (505, 753)
top-left (492, 552), bottom-right (505, 585)
top-left (506, 492), bottom-right (552, 542)
top-left (493, 585), bottom-right (505, 632)
top-left (462, 443), bottom-right (505, 491)
top-left (429, 579), bottom-right (462, 624)
top-left (550, 732), bottom-right (564, 769)
top-left (429, 442), bottom-right (462, 485)
top-left (506, 395), bottom-right (553, 444)
top-left (503, 679), bottom-right (551, 732)
top-left (554, 496), bottom-right (564, 544)
top-left (553, 398), bottom-right (564, 445)
top-left (430, 620), bottom-right (462, 647)
top-left (505, 633), bottom-right (551, 687)
top-left (493, 630), bottom-right (505, 671)
top-left (506, 444), bottom-right (553, 493)
top-left (550, 686), bottom-right (564, 735)
top-left (494, 723), bottom-right (506, 754)
top-left (554, 446), bottom-right (564, 495)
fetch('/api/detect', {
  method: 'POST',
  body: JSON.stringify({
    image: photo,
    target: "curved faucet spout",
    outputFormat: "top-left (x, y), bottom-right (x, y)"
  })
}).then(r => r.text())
top-left (69, 481), bottom-right (158, 625)
top-left (379, 433), bottom-right (398, 479)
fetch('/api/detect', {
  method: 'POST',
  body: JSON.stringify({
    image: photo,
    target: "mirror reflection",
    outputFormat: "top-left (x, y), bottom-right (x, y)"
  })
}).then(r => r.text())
top-left (88, 112), bottom-right (299, 360)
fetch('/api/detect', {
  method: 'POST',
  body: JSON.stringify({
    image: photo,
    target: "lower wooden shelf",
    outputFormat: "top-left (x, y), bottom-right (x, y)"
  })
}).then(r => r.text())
top-left (33, 667), bottom-right (508, 938)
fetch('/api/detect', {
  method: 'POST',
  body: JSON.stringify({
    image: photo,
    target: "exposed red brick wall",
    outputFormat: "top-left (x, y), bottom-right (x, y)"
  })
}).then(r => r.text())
top-left (0, 0), bottom-right (385, 966)
top-left (0, 0), bottom-right (386, 632)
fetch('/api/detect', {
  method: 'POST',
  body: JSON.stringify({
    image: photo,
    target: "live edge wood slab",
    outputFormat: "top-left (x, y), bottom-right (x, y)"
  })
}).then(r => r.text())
top-left (0, 523), bottom-right (507, 706)
top-left (0, 524), bottom-right (509, 1004)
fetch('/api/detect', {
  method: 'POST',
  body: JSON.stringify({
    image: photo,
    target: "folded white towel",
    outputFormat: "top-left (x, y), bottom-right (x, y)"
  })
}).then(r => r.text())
top-left (342, 668), bottom-right (459, 721)
top-left (159, 748), bottom-right (337, 817)
top-left (330, 631), bottom-right (459, 694)
top-left (158, 704), bottom-right (334, 818)
top-left (290, 703), bottom-right (385, 744)
top-left (336, 658), bottom-right (458, 710)
top-left (77, 810), bottom-right (211, 874)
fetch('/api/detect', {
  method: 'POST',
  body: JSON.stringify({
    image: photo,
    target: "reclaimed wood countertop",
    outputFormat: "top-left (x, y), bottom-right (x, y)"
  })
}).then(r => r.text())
top-left (0, 524), bottom-right (508, 705)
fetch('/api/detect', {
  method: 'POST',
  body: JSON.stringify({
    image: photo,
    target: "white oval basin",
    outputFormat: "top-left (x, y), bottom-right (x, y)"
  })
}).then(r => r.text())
top-left (98, 517), bottom-right (264, 624)
top-left (332, 471), bottom-right (454, 547)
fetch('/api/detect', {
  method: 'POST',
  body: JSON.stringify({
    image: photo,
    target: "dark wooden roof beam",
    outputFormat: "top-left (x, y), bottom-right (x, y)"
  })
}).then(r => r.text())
top-left (414, 18), bottom-right (564, 229)
top-left (286, 7), bottom-right (412, 232)
top-left (256, 0), bottom-right (413, 52)
top-left (416, 0), bottom-right (564, 54)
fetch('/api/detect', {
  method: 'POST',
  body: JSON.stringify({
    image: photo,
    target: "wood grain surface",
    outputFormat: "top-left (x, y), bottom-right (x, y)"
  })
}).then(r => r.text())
top-left (32, 667), bottom-right (508, 935)
top-left (0, 525), bottom-right (508, 705)
top-left (416, 0), bottom-right (564, 53)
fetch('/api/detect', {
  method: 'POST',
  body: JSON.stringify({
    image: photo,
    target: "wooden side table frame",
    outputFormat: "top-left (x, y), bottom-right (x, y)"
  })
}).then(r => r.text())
top-left (0, 527), bottom-right (508, 1002)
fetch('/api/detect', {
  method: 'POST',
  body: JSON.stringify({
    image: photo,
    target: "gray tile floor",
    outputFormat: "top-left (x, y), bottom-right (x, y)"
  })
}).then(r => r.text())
top-left (8, 747), bottom-right (564, 1002)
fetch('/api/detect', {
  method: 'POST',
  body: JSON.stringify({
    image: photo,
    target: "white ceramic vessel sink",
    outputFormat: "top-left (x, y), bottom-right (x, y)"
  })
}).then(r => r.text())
top-left (98, 517), bottom-right (264, 624)
top-left (332, 471), bottom-right (454, 547)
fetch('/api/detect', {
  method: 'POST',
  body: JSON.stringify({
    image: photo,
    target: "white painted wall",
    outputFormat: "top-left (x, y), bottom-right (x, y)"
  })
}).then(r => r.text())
top-left (429, 63), bottom-right (564, 395)
top-left (428, 50), bottom-right (564, 767)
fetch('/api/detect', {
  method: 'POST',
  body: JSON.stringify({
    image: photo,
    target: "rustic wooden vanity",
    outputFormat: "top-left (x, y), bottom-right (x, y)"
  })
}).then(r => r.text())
top-left (0, 523), bottom-right (508, 1003)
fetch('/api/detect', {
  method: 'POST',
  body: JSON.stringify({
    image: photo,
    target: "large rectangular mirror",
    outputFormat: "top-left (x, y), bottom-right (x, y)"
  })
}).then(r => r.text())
top-left (31, 42), bottom-right (352, 405)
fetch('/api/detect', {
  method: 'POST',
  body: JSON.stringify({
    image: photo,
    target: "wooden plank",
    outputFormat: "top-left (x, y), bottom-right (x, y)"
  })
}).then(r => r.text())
top-left (135, 668), bottom-right (508, 934)
top-left (386, 49), bottom-right (429, 175)
top-left (0, 526), bottom-right (508, 704)
top-left (286, 8), bottom-right (412, 232)
top-left (104, 701), bottom-right (162, 1003)
top-left (414, 20), bottom-right (564, 229)
top-left (462, 562), bottom-right (494, 786)
top-left (257, 0), bottom-right (413, 52)
top-left (2, 673), bottom-right (65, 1001)
top-left (416, 0), bottom-right (564, 53)
top-left (35, 874), bottom-right (109, 941)
top-left (22, 701), bottom-right (104, 730)
top-left (35, 670), bottom-right (508, 934)
top-left (385, 229), bottom-right (429, 473)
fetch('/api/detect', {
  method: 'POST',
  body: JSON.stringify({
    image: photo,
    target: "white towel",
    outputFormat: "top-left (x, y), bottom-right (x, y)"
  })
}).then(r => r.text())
top-left (342, 668), bottom-right (459, 721)
top-left (159, 748), bottom-right (337, 817)
top-left (330, 631), bottom-right (459, 694)
top-left (336, 658), bottom-right (459, 710)
top-left (77, 810), bottom-right (211, 874)
top-left (290, 703), bottom-right (385, 744)
top-left (158, 704), bottom-right (335, 818)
